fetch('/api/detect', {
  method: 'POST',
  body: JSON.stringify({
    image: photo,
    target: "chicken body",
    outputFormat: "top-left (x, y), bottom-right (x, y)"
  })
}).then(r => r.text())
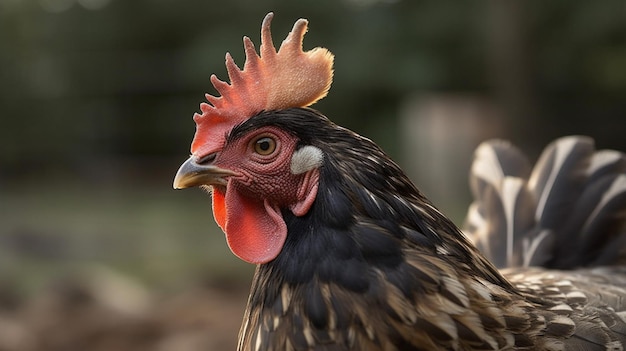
top-left (238, 110), bottom-right (626, 351)
top-left (173, 13), bottom-right (626, 351)
top-left (176, 108), bottom-right (626, 350)
top-left (234, 109), bottom-right (508, 351)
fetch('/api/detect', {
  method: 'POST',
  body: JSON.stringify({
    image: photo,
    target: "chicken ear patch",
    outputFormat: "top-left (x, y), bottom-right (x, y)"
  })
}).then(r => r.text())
top-left (212, 182), bottom-right (287, 264)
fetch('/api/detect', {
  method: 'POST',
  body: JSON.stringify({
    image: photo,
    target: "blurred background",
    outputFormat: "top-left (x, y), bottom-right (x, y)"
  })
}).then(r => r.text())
top-left (1, 0), bottom-right (625, 349)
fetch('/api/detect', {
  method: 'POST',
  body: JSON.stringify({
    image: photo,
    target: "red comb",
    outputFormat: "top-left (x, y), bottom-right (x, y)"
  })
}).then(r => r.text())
top-left (190, 12), bottom-right (335, 156)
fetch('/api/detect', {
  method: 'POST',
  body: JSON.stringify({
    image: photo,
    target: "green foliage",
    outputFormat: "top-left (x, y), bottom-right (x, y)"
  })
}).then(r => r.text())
top-left (1, 0), bottom-right (625, 179)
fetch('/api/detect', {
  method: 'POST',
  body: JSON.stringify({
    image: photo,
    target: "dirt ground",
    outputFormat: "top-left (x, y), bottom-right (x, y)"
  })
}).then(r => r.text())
top-left (0, 269), bottom-right (250, 351)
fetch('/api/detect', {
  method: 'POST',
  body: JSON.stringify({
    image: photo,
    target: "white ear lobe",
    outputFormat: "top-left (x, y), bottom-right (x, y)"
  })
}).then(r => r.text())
top-left (290, 145), bottom-right (324, 174)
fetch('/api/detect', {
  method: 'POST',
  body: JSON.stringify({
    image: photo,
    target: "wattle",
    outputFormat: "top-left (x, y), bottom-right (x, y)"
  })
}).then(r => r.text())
top-left (212, 182), bottom-right (288, 264)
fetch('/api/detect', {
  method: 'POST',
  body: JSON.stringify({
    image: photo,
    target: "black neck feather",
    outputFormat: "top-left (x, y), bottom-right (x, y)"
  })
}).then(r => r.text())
top-left (241, 108), bottom-right (510, 291)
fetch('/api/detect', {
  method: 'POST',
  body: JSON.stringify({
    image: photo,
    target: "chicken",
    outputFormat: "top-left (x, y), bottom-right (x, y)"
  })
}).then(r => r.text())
top-left (173, 12), bottom-right (626, 351)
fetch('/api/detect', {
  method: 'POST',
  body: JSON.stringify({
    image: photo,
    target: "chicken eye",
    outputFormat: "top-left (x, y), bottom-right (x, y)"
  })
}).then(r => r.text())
top-left (254, 137), bottom-right (276, 155)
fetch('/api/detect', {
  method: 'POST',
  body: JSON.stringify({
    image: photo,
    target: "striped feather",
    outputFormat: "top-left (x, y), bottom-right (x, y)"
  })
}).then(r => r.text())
top-left (465, 140), bottom-right (534, 267)
top-left (528, 136), bottom-right (594, 230)
top-left (464, 135), bottom-right (626, 269)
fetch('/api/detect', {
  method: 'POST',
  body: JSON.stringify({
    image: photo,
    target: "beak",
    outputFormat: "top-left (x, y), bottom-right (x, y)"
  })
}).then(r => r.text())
top-left (173, 156), bottom-right (237, 189)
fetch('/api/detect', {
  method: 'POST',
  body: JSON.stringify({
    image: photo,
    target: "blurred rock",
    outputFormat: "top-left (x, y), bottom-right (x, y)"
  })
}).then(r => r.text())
top-left (21, 265), bottom-right (159, 351)
top-left (0, 315), bottom-right (36, 351)
top-left (0, 265), bottom-right (249, 351)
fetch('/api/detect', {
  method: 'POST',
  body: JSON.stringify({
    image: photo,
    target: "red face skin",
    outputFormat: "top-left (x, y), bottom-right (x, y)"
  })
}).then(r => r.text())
top-left (206, 126), bottom-right (319, 264)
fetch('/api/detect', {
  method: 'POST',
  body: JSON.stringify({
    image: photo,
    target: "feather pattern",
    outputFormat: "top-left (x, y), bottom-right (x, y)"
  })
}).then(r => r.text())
top-left (230, 111), bottom-right (626, 350)
top-left (464, 136), bottom-right (626, 270)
